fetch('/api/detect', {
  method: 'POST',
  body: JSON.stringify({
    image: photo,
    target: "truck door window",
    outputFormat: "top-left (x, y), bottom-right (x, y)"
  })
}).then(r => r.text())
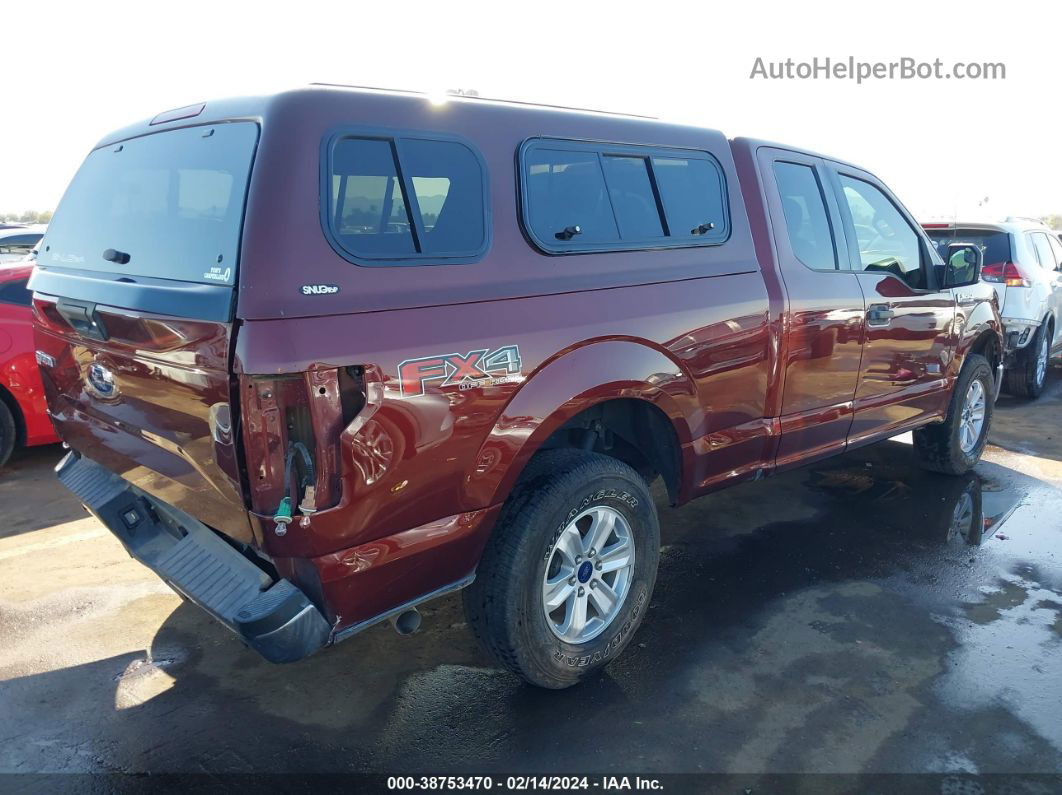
top-left (772, 162), bottom-right (837, 271)
top-left (839, 175), bottom-right (925, 289)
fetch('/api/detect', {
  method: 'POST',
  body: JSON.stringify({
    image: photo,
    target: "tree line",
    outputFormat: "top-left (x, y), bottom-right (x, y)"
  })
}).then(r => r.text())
top-left (1, 210), bottom-right (53, 224)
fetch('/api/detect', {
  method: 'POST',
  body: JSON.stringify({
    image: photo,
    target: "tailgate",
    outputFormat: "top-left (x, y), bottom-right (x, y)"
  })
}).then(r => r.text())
top-left (28, 119), bottom-right (259, 544)
top-left (33, 295), bottom-right (253, 543)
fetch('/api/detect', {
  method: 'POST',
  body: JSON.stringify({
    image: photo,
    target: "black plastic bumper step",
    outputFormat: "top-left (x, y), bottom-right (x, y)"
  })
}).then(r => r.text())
top-left (57, 452), bottom-right (331, 663)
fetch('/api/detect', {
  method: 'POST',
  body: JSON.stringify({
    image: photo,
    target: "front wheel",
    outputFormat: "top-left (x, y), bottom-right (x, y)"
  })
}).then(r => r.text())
top-left (913, 353), bottom-right (994, 475)
top-left (464, 449), bottom-right (659, 689)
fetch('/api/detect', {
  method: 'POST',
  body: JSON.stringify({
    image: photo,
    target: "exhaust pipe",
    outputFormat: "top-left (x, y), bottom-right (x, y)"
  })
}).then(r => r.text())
top-left (390, 608), bottom-right (422, 636)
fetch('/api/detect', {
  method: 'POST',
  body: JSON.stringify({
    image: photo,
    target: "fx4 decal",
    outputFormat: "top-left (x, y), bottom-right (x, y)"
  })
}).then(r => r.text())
top-left (398, 345), bottom-right (522, 397)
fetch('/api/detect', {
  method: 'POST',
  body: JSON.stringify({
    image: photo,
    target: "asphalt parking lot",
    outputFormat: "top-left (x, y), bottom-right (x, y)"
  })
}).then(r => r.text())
top-left (2, 372), bottom-right (1061, 779)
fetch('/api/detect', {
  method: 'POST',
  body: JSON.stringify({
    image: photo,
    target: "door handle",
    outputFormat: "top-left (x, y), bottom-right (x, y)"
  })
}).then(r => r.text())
top-left (867, 304), bottom-right (895, 326)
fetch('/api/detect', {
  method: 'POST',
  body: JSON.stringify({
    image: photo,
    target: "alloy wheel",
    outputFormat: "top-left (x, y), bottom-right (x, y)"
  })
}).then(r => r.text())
top-left (1036, 332), bottom-right (1049, 387)
top-left (949, 491), bottom-right (975, 540)
top-left (959, 378), bottom-right (986, 454)
top-left (542, 506), bottom-right (635, 644)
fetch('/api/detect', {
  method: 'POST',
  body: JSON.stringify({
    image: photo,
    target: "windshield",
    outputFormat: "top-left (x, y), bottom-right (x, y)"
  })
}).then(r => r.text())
top-left (40, 122), bottom-right (258, 286)
top-left (926, 228), bottom-right (1012, 265)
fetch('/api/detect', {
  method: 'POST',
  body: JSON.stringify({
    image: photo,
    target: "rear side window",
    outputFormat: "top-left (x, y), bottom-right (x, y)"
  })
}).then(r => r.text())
top-left (324, 131), bottom-right (489, 265)
top-left (0, 277), bottom-right (31, 306)
top-left (1048, 234), bottom-right (1062, 269)
top-left (772, 162), bottom-right (837, 270)
top-left (520, 139), bottom-right (729, 253)
top-left (1029, 232), bottom-right (1058, 270)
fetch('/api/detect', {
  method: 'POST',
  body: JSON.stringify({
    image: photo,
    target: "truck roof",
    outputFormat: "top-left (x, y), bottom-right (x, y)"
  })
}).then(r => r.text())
top-left (731, 137), bottom-right (870, 175)
top-left (93, 84), bottom-right (713, 151)
top-left (91, 85), bottom-right (894, 192)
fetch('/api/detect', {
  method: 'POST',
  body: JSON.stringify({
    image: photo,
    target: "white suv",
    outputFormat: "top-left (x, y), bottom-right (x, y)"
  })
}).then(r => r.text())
top-left (924, 218), bottom-right (1062, 399)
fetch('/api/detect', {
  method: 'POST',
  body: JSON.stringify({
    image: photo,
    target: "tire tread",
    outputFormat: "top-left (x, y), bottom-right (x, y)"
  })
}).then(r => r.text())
top-left (913, 353), bottom-right (994, 475)
top-left (1004, 322), bottom-right (1050, 400)
top-left (464, 449), bottom-right (655, 688)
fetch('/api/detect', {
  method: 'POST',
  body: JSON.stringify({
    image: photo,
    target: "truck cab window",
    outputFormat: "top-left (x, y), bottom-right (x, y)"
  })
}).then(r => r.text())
top-left (772, 162), bottom-right (837, 271)
top-left (839, 175), bottom-right (925, 289)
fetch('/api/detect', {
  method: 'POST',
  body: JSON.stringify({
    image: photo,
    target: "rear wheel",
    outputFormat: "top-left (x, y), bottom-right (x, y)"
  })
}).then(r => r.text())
top-left (913, 353), bottom-right (994, 476)
top-left (1005, 321), bottom-right (1051, 399)
top-left (464, 449), bottom-right (659, 689)
top-left (0, 399), bottom-right (15, 468)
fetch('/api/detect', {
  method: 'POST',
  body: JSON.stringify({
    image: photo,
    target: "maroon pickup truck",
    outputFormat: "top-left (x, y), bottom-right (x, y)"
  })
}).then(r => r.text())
top-left (31, 86), bottom-right (1001, 688)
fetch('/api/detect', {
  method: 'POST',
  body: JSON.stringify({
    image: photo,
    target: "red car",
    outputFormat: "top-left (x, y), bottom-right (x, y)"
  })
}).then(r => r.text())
top-left (1, 262), bottom-right (59, 466)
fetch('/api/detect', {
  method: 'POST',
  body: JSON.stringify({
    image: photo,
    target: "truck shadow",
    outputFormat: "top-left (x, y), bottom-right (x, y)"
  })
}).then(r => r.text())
top-left (0, 444), bottom-right (86, 539)
top-left (8, 439), bottom-right (1059, 775)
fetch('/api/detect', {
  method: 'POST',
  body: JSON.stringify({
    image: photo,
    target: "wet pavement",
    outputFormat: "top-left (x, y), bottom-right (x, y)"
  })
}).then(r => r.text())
top-left (1, 371), bottom-right (1061, 778)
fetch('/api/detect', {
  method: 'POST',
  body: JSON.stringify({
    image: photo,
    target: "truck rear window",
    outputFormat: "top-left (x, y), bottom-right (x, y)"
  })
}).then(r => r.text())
top-left (40, 122), bottom-right (259, 286)
top-left (926, 228), bottom-right (1011, 266)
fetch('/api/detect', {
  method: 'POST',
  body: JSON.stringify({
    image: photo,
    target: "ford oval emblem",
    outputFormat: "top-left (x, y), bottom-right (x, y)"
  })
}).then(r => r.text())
top-left (87, 362), bottom-right (117, 398)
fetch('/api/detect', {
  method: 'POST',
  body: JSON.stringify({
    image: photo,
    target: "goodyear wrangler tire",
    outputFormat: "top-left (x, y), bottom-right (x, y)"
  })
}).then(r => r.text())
top-left (464, 449), bottom-right (659, 689)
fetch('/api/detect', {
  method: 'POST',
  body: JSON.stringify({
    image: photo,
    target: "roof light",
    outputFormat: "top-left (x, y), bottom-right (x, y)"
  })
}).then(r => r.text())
top-left (150, 103), bottom-right (206, 126)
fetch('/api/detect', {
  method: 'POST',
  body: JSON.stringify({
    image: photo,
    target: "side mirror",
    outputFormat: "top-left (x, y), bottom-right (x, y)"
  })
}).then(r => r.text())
top-left (944, 243), bottom-right (983, 288)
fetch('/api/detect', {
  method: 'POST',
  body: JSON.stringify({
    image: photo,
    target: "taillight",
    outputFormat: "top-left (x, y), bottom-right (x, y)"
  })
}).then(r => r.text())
top-left (981, 262), bottom-right (1029, 288)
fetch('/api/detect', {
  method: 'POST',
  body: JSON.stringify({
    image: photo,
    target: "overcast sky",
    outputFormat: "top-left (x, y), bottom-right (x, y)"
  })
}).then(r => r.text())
top-left (2, 0), bottom-right (1058, 222)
